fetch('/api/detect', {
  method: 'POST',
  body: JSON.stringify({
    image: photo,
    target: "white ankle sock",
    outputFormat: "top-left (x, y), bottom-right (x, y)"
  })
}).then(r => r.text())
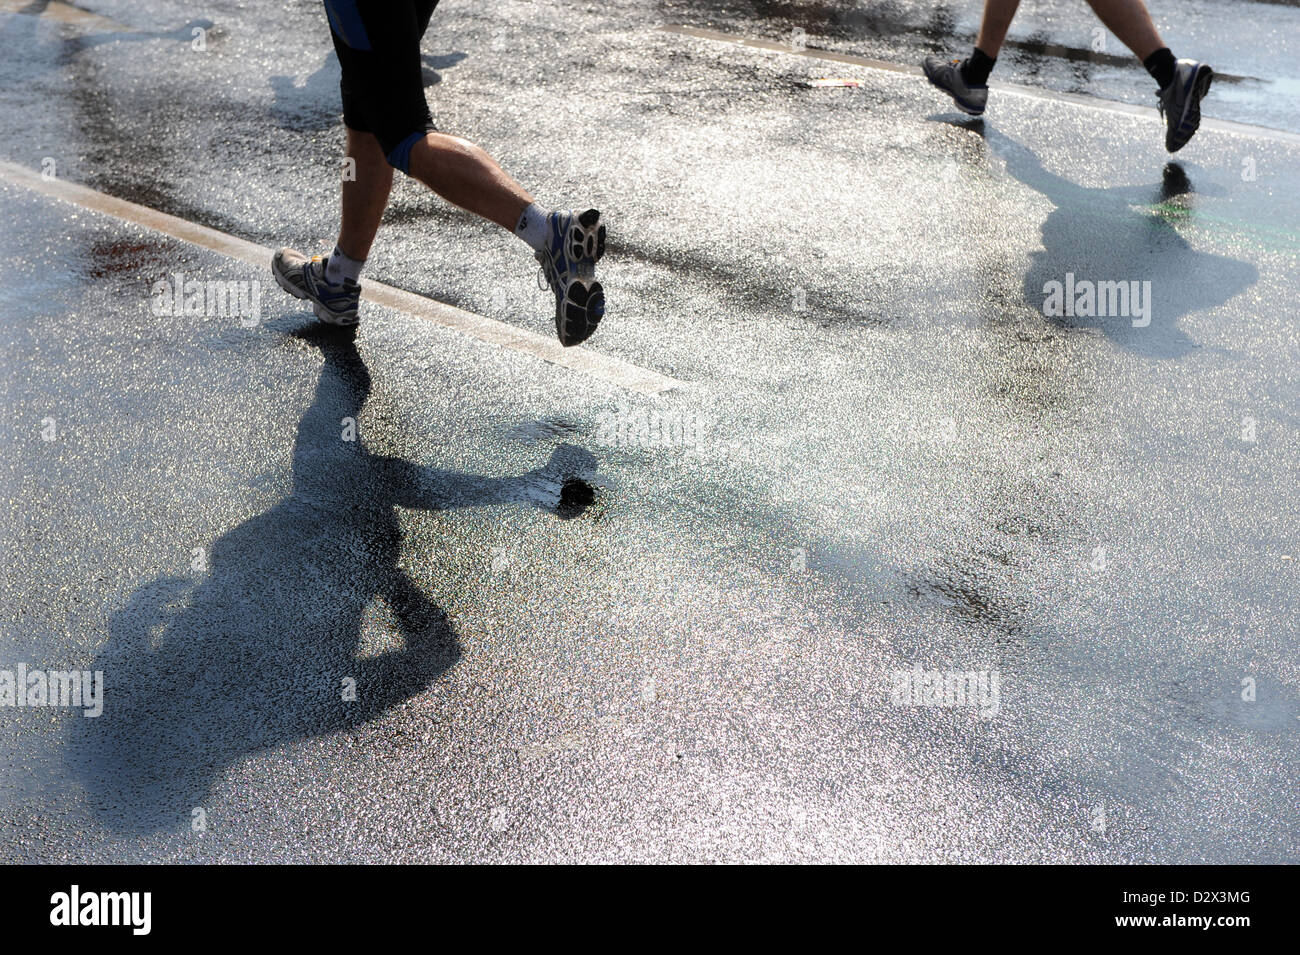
top-left (514, 203), bottom-right (551, 252)
top-left (325, 245), bottom-right (364, 285)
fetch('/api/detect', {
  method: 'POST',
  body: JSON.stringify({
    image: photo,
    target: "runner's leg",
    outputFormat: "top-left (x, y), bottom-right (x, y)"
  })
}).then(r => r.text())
top-left (919, 0), bottom-right (1020, 114)
top-left (1082, 0), bottom-right (1212, 151)
top-left (973, 0), bottom-right (1022, 61)
top-left (337, 127), bottom-right (393, 263)
top-left (406, 134), bottom-right (532, 231)
top-left (303, 0), bottom-right (606, 343)
top-left (333, 0), bottom-right (532, 233)
top-left (1083, 0), bottom-right (1163, 61)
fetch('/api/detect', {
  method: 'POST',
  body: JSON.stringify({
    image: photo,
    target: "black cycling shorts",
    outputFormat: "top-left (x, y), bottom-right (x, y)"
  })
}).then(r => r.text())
top-left (323, 0), bottom-right (440, 174)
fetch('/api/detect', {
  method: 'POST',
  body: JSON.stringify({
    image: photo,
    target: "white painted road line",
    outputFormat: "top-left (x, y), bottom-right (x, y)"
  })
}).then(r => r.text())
top-left (0, 160), bottom-right (684, 397)
top-left (662, 24), bottom-right (1300, 147)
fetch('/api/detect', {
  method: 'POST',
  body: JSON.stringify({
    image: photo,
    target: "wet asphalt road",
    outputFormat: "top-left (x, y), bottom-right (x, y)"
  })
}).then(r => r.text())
top-left (1, 0), bottom-right (1298, 863)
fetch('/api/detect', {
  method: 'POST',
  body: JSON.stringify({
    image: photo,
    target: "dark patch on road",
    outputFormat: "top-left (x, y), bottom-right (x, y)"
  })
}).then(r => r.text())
top-left (88, 237), bottom-right (173, 278)
top-left (557, 478), bottom-right (597, 519)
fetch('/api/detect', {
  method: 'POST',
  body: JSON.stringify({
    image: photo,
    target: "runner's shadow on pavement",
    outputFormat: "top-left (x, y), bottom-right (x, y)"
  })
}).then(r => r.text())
top-left (68, 322), bottom-right (597, 834)
top-left (0, 3), bottom-right (214, 74)
top-left (936, 119), bottom-right (1258, 357)
top-left (993, 129), bottom-right (1257, 357)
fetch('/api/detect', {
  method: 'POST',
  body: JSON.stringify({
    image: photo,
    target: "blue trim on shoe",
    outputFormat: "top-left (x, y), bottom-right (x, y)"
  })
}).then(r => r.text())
top-left (386, 131), bottom-right (425, 174)
top-left (302, 258), bottom-right (355, 307)
top-left (544, 215), bottom-right (566, 274)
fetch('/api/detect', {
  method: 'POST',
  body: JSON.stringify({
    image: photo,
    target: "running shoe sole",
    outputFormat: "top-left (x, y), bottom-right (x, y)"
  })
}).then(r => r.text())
top-left (555, 208), bottom-right (606, 347)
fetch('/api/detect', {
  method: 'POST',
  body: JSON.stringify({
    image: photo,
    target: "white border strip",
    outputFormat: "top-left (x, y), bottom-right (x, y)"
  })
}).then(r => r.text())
top-left (662, 24), bottom-right (1300, 147)
top-left (0, 159), bottom-right (683, 396)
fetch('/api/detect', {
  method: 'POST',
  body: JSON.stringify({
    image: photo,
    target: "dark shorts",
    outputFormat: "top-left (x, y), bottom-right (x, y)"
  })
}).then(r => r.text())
top-left (323, 0), bottom-right (440, 174)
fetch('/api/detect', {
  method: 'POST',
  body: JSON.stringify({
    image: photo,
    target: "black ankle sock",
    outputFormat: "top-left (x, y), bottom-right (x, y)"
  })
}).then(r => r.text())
top-left (960, 48), bottom-right (996, 87)
top-left (1144, 48), bottom-right (1177, 89)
